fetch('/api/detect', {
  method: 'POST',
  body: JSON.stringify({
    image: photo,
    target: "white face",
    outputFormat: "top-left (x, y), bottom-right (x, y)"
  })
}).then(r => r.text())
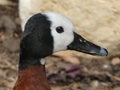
top-left (43, 12), bottom-right (74, 52)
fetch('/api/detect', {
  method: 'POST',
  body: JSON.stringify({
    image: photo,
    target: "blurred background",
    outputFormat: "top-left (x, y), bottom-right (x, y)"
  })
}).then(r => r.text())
top-left (0, 0), bottom-right (120, 90)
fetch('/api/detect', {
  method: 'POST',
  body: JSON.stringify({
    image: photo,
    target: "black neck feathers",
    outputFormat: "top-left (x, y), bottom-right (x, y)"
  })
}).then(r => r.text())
top-left (19, 13), bottom-right (53, 71)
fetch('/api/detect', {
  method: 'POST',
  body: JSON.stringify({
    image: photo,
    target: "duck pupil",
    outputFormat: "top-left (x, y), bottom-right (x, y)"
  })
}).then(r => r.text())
top-left (56, 26), bottom-right (64, 33)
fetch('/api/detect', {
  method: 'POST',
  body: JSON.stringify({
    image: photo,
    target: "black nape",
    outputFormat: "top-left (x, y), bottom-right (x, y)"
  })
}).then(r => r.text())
top-left (19, 13), bottom-right (53, 71)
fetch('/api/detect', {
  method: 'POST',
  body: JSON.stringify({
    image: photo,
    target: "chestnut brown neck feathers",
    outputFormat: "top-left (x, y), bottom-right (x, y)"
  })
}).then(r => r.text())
top-left (13, 65), bottom-right (51, 90)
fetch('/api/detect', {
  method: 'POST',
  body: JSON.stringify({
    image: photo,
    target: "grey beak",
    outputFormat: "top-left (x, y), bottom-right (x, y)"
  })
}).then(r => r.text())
top-left (67, 32), bottom-right (108, 56)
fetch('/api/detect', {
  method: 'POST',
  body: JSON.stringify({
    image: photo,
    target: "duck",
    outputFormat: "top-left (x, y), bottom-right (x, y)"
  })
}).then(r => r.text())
top-left (13, 12), bottom-right (108, 90)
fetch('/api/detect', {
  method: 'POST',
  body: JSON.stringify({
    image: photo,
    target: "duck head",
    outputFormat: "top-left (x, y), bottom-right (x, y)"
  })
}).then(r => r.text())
top-left (20, 12), bottom-right (108, 68)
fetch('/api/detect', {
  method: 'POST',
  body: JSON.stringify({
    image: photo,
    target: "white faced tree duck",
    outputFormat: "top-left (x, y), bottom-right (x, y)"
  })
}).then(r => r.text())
top-left (13, 12), bottom-right (108, 90)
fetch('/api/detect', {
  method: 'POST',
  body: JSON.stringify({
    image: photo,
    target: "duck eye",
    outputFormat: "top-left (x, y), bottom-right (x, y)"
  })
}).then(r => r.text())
top-left (56, 26), bottom-right (64, 33)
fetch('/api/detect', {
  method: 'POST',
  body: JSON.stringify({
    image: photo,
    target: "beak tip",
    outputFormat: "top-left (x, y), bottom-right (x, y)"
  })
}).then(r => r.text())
top-left (100, 48), bottom-right (108, 56)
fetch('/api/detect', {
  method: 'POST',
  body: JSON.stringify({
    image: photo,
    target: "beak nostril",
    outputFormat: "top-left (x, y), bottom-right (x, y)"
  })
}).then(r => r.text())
top-left (79, 39), bottom-right (83, 42)
top-left (79, 38), bottom-right (86, 43)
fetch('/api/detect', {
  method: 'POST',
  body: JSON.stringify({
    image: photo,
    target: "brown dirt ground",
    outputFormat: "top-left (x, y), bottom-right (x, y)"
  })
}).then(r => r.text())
top-left (0, 1), bottom-right (120, 90)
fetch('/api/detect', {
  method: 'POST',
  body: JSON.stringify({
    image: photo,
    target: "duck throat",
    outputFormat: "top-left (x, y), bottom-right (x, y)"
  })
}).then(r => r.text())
top-left (14, 65), bottom-right (51, 90)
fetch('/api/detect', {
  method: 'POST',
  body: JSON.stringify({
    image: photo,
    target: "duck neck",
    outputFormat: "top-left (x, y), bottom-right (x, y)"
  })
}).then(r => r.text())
top-left (14, 65), bottom-right (51, 90)
top-left (19, 65), bottom-right (46, 78)
top-left (19, 52), bottom-right (43, 71)
top-left (14, 54), bottom-right (51, 90)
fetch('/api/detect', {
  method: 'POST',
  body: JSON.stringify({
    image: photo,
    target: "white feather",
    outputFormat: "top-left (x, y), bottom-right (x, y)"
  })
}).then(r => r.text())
top-left (40, 58), bottom-right (45, 65)
top-left (43, 12), bottom-right (74, 52)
